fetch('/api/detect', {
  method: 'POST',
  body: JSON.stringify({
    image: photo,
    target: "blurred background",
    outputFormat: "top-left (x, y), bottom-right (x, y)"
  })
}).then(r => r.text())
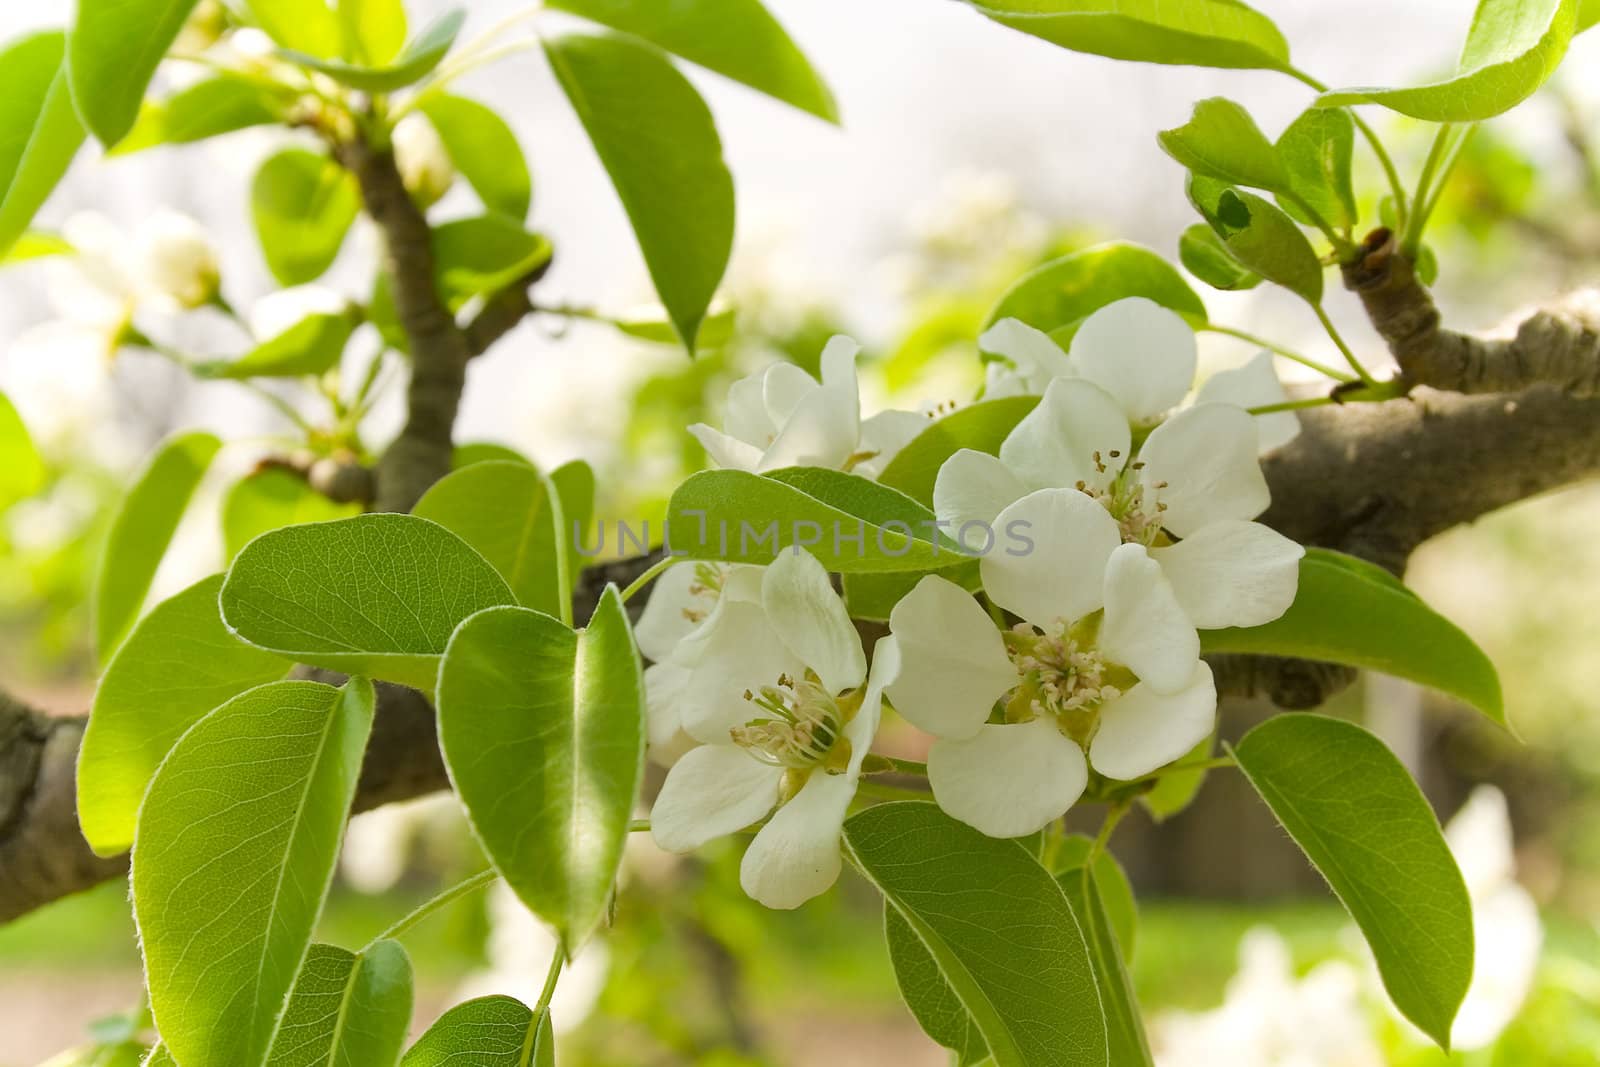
top-left (3, 0), bottom-right (1600, 1063)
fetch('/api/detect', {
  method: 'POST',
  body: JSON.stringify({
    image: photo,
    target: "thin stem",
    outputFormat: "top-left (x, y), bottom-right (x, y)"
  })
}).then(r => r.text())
top-left (1311, 304), bottom-right (1376, 385)
top-left (536, 936), bottom-right (566, 1014)
top-left (620, 556), bottom-right (677, 604)
top-left (1247, 396), bottom-right (1335, 415)
top-left (1286, 66), bottom-right (1408, 228)
top-left (1202, 324), bottom-right (1356, 382)
top-left (1406, 124), bottom-right (1475, 254)
top-left (629, 818), bottom-right (651, 833)
top-left (369, 867), bottom-right (498, 947)
top-left (1403, 123), bottom-right (1454, 253)
top-left (886, 757), bottom-right (927, 776)
top-left (1090, 800), bottom-right (1130, 860)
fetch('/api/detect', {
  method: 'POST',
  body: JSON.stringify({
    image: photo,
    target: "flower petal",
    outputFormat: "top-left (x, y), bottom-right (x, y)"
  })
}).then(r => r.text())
top-left (759, 380), bottom-right (860, 471)
top-left (932, 448), bottom-right (1030, 545)
top-left (1138, 402), bottom-right (1270, 536)
top-left (1099, 543), bottom-right (1199, 694)
top-left (1089, 661), bottom-right (1216, 780)
top-left (818, 335), bottom-right (862, 390)
top-left (651, 744), bottom-right (784, 852)
top-left (643, 661), bottom-right (698, 767)
top-left (928, 718), bottom-right (1087, 838)
top-left (634, 562), bottom-right (711, 663)
top-left (761, 361), bottom-right (820, 425)
top-left (1067, 297), bottom-right (1196, 422)
top-left (1195, 350), bottom-right (1302, 453)
top-left (998, 377), bottom-right (1131, 493)
top-left (689, 423), bottom-right (764, 472)
top-left (762, 548), bottom-right (866, 693)
top-left (724, 371), bottom-right (777, 447)
top-left (979, 317), bottom-right (1073, 392)
top-left (678, 601), bottom-right (807, 742)
top-left (855, 409), bottom-right (930, 479)
top-left (885, 576), bottom-right (1017, 740)
top-left (980, 488), bottom-right (1121, 627)
top-left (1153, 520), bottom-right (1304, 629)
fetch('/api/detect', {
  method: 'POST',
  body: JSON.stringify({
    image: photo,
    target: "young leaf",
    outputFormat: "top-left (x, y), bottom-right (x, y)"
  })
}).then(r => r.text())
top-left (552, 458), bottom-right (597, 582)
top-left (93, 431), bottom-right (222, 661)
top-left (0, 229), bottom-right (72, 265)
top-left (875, 396), bottom-right (1040, 505)
top-left (1583, 0), bottom-right (1600, 30)
top-left (1139, 733), bottom-right (1214, 823)
top-left (1315, 0), bottom-right (1577, 122)
top-left (431, 216), bottom-right (553, 312)
top-left (1057, 864), bottom-right (1152, 1066)
top-left (196, 311), bottom-right (357, 379)
top-left (266, 941), bottom-right (414, 1066)
top-left (1200, 548), bottom-right (1504, 725)
top-left (844, 802), bottom-right (1108, 1067)
top-left (114, 75), bottom-right (287, 156)
top-left (412, 460), bottom-right (571, 619)
top-left (546, 31), bottom-right (734, 352)
top-left (884, 904), bottom-right (990, 1066)
top-left (547, 0), bottom-right (839, 122)
top-left (0, 390), bottom-right (44, 510)
top-left (339, 0), bottom-right (408, 65)
top-left (967, 0), bottom-right (1291, 71)
top-left (1051, 836), bottom-right (1138, 958)
top-left (1158, 97), bottom-right (1290, 194)
top-left (134, 679), bottom-right (376, 1067)
top-left (420, 95), bottom-right (532, 219)
top-left (843, 560), bottom-right (980, 623)
top-left (244, 0), bottom-right (344, 58)
top-left (1275, 107), bottom-right (1356, 233)
top-left (436, 588), bottom-right (645, 946)
top-left (220, 514), bottom-right (516, 691)
top-left (1188, 178), bottom-right (1324, 303)
top-left (78, 574), bottom-right (291, 856)
top-left (402, 996), bottom-right (553, 1067)
top-left (252, 149), bottom-right (360, 286)
top-left (284, 9), bottom-right (466, 93)
top-left (1178, 223), bottom-right (1261, 291)
top-left (222, 468), bottom-right (362, 559)
top-left (1233, 713), bottom-right (1475, 1049)
top-left (0, 31), bottom-right (86, 256)
top-left (985, 241), bottom-right (1207, 335)
top-left (68, 0), bottom-right (201, 146)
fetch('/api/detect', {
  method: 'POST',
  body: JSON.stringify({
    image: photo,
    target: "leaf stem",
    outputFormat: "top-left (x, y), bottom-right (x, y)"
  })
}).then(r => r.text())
top-left (1247, 396), bottom-right (1335, 415)
top-left (1090, 799), bottom-right (1130, 860)
top-left (619, 556), bottom-right (677, 604)
top-left (1284, 66), bottom-right (1409, 230)
top-left (536, 935), bottom-right (566, 1012)
top-left (1202, 323), bottom-right (1356, 382)
top-left (1310, 304), bottom-right (1376, 385)
top-left (629, 818), bottom-right (651, 833)
top-left (369, 867), bottom-right (498, 947)
top-left (1405, 124), bottom-right (1476, 255)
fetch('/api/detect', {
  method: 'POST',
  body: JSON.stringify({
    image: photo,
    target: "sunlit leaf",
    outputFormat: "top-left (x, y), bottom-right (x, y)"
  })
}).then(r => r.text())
top-left (221, 468), bottom-right (362, 559)
top-left (966, 0), bottom-right (1290, 71)
top-left (284, 9), bottom-right (464, 93)
top-left (252, 149), bottom-right (360, 286)
top-left (69, 0), bottom-right (201, 146)
top-left (985, 242), bottom-right (1207, 336)
top-left (114, 75), bottom-right (286, 155)
top-left (420, 95), bottom-right (532, 219)
top-left (266, 940), bottom-right (413, 1066)
top-left (0, 390), bottom-right (44, 510)
top-left (402, 996), bottom-right (553, 1067)
top-left (0, 31), bottom-right (86, 256)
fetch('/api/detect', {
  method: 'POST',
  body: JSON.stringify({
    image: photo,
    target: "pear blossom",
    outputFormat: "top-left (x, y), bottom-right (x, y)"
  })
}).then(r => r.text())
top-left (883, 489), bottom-right (1216, 838)
top-left (650, 549), bottom-right (893, 908)
top-left (690, 337), bottom-right (863, 472)
top-left (33, 213), bottom-right (145, 360)
top-left (137, 210), bottom-right (221, 310)
top-left (393, 113), bottom-right (456, 208)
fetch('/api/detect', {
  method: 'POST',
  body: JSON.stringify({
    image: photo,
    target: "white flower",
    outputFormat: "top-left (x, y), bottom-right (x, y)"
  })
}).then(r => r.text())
top-left (393, 113), bottom-right (456, 208)
top-left (883, 491), bottom-right (1216, 838)
top-left (853, 407), bottom-right (934, 479)
top-left (137, 210), bottom-right (220, 310)
top-left (649, 549), bottom-right (893, 908)
top-left (935, 375), bottom-right (1303, 632)
top-left (38, 213), bottom-right (144, 358)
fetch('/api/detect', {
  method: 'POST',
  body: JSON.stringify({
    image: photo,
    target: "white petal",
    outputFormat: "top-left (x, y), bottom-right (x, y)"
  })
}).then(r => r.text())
top-left (818, 335), bottom-right (862, 390)
top-left (998, 377), bottom-right (1130, 493)
top-left (983, 361), bottom-right (1028, 399)
top-left (758, 382), bottom-right (860, 471)
top-left (885, 576), bottom-right (1016, 740)
top-left (1067, 297), bottom-right (1196, 423)
top-left (855, 409), bottom-right (930, 478)
top-left (689, 423), bottom-right (764, 472)
top-left (979, 317), bottom-right (1073, 392)
top-left (1445, 785), bottom-right (1517, 895)
top-left (634, 562), bottom-right (711, 663)
top-left (739, 769), bottom-right (853, 908)
top-left (1138, 403), bottom-right (1270, 536)
top-left (643, 662), bottom-right (697, 766)
top-left (762, 549), bottom-right (866, 693)
top-left (761, 361), bottom-right (820, 426)
top-left (928, 718), bottom-right (1087, 838)
top-left (980, 488), bottom-right (1121, 627)
top-left (932, 448), bottom-right (1029, 546)
top-left (651, 745), bottom-right (784, 852)
top-left (723, 371), bottom-right (777, 447)
top-left (678, 601), bottom-right (806, 742)
top-left (1195, 351), bottom-right (1302, 454)
top-left (1099, 543), bottom-right (1199, 694)
top-left (1153, 520), bottom-right (1304, 629)
top-left (1089, 661), bottom-right (1216, 780)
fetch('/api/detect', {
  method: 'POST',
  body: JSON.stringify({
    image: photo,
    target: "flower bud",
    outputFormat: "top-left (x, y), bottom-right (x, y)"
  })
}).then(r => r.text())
top-left (174, 0), bottom-right (228, 54)
top-left (392, 114), bottom-right (455, 208)
top-left (137, 211), bottom-right (220, 310)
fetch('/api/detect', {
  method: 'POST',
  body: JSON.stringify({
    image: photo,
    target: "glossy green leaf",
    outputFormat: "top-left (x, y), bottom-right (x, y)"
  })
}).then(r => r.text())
top-left (1178, 223), bottom-right (1261, 291)
top-left (421, 95), bottom-right (532, 219)
top-left (340, 0), bottom-right (408, 64)
top-left (432, 215), bottom-right (553, 312)
top-left (78, 574), bottom-right (291, 855)
top-left (413, 460), bottom-right (570, 619)
top-left (222, 468), bottom-right (362, 559)
top-left (1158, 97), bottom-right (1289, 193)
top-left (612, 303), bottom-right (737, 350)
top-left (1057, 863), bottom-right (1151, 1066)
top-left (985, 242), bottom-right (1207, 335)
top-left (0, 390), bottom-right (44, 510)
top-left (94, 431), bottom-right (222, 661)
top-left (548, 0), bottom-right (838, 122)
top-left (437, 588), bottom-right (645, 944)
top-left (144, 1046), bottom-right (177, 1067)
top-left (134, 679), bottom-right (375, 1067)
top-left (114, 75), bottom-right (286, 155)
top-left (552, 458), bottom-right (596, 582)
top-left (1201, 548), bottom-right (1504, 724)
top-left (844, 802), bottom-right (1107, 1067)
top-left (546, 31), bottom-right (734, 352)
top-left (876, 396), bottom-right (1040, 505)
top-left (285, 9), bottom-right (465, 93)
top-left (0, 32), bottom-right (86, 256)
top-left (197, 311), bottom-right (357, 380)
top-left (843, 559), bottom-right (980, 623)
top-left (967, 0), bottom-right (1290, 71)
top-left (402, 996), bottom-right (553, 1067)
top-left (1052, 836), bottom-right (1137, 958)
top-left (1316, 0), bottom-right (1576, 121)
top-left (69, 0), bottom-right (200, 146)
top-left (1233, 713), bottom-right (1474, 1049)
top-left (1275, 107), bottom-right (1356, 233)
top-left (245, 0), bottom-right (344, 57)
top-left (253, 149), bottom-right (360, 286)
top-left (884, 904), bottom-right (990, 1066)
top-left (266, 941), bottom-right (414, 1067)
top-left (220, 514), bottom-right (516, 691)
top-left (454, 442), bottom-right (531, 468)
top-left (1, 228), bottom-right (71, 264)
top-left (1188, 178), bottom-right (1323, 302)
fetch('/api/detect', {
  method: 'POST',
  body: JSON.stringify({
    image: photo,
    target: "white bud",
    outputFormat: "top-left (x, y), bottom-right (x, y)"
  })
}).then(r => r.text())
top-left (392, 114), bottom-right (455, 208)
top-left (137, 211), bottom-right (220, 310)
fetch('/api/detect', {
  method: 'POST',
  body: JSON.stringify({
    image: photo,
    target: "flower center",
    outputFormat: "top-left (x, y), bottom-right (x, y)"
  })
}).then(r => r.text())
top-left (1076, 452), bottom-right (1169, 547)
top-left (1002, 620), bottom-right (1132, 745)
top-left (681, 562), bottom-right (728, 625)
top-left (731, 672), bottom-right (858, 774)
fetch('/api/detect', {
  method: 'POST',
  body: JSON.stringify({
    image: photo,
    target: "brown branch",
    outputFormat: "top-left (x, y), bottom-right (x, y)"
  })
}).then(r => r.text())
top-left (463, 264), bottom-right (551, 358)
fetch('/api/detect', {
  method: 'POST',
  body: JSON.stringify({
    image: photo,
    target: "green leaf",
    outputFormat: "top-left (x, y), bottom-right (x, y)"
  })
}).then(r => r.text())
top-left (1051, 836), bottom-right (1137, 958)
top-left (220, 513), bottom-right (516, 692)
top-left (1233, 713), bottom-right (1474, 1049)
top-left (0, 390), bottom-right (44, 510)
top-left (245, 0), bottom-right (344, 58)
top-left (884, 904), bottom-right (990, 1066)
top-left (985, 241), bottom-right (1207, 335)
top-left (339, 0), bottom-right (408, 64)
top-left (1139, 733), bottom-right (1214, 822)
top-left (284, 9), bottom-right (465, 93)
top-left (844, 802), bottom-right (1107, 1067)
top-left (222, 468), bottom-right (362, 559)
top-left (1158, 97), bottom-right (1289, 193)
top-left (78, 574), bottom-right (291, 855)
top-left (267, 941), bottom-right (414, 1066)
top-left (1, 228), bottom-right (72, 264)
top-left (548, 0), bottom-right (838, 122)
top-left (197, 311), bottom-right (357, 380)
top-left (612, 303), bottom-right (737, 350)
top-left (1583, 0), bottom-right (1600, 30)
top-left (843, 559), bottom-right (980, 623)
top-left (665, 467), bottom-right (960, 572)
top-left (546, 31), bottom-right (734, 352)
top-left (413, 460), bottom-right (571, 620)
top-left (420, 95), bottom-right (532, 219)
top-left (253, 148), bottom-right (360, 286)
top-left (93, 431), bottom-right (222, 661)
top-left (966, 0), bottom-right (1290, 71)
top-left (552, 458), bottom-right (596, 582)
top-left (1188, 178), bottom-right (1323, 303)
top-left (402, 996), bottom-right (553, 1067)
top-left (1275, 107), bottom-right (1356, 233)
top-left (432, 215), bottom-right (553, 312)
top-left (68, 0), bottom-right (200, 146)
top-left (144, 1046), bottom-right (177, 1067)
top-left (1178, 223), bottom-right (1261, 291)
top-left (113, 75), bottom-right (286, 155)
top-left (436, 587), bottom-right (645, 945)
top-left (0, 32), bottom-right (86, 257)
top-left (875, 396), bottom-right (1040, 505)
top-left (454, 442), bottom-right (531, 468)
top-left (1200, 548), bottom-right (1504, 724)
top-left (1057, 864), bottom-right (1151, 1066)
top-left (134, 679), bottom-right (376, 1067)
top-left (1315, 0), bottom-right (1577, 121)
